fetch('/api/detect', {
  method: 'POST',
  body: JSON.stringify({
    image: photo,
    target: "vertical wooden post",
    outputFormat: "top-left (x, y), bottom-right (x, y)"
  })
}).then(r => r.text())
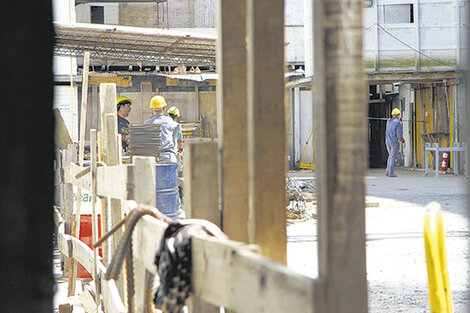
top-left (92, 85), bottom-right (99, 131)
top-left (100, 83), bottom-right (118, 163)
top-left (183, 140), bottom-right (220, 223)
top-left (313, 0), bottom-right (368, 309)
top-left (100, 84), bottom-right (127, 299)
top-left (183, 140), bottom-right (220, 313)
top-left (90, 129), bottom-right (101, 311)
top-left (78, 51), bottom-right (90, 166)
top-left (195, 86), bottom-right (200, 119)
top-left (246, 0), bottom-right (287, 264)
top-left (129, 156), bottom-right (156, 313)
top-left (216, 0), bottom-right (249, 242)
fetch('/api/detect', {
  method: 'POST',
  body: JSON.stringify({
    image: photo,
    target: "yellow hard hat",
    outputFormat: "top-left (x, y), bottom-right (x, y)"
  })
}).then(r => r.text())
top-left (150, 95), bottom-right (167, 109)
top-left (168, 106), bottom-right (180, 117)
top-left (117, 96), bottom-right (132, 105)
top-left (391, 108), bottom-right (401, 116)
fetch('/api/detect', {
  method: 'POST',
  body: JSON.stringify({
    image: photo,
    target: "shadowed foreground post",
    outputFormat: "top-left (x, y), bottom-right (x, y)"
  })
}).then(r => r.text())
top-left (313, 0), bottom-right (369, 310)
top-left (0, 2), bottom-right (55, 312)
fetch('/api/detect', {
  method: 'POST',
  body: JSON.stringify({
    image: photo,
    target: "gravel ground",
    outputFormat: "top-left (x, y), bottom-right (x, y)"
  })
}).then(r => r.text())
top-left (287, 168), bottom-right (470, 312)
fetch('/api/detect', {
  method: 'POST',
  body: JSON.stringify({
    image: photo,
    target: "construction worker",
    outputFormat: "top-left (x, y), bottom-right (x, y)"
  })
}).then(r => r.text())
top-left (117, 96), bottom-right (132, 152)
top-left (144, 95), bottom-right (179, 163)
top-left (167, 106), bottom-right (183, 154)
top-left (385, 108), bottom-right (405, 177)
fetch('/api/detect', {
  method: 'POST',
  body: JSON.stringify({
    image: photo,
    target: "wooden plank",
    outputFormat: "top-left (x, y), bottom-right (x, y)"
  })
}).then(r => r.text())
top-left (100, 278), bottom-right (127, 313)
top-left (79, 288), bottom-right (97, 313)
top-left (313, 0), bottom-right (368, 309)
top-left (96, 166), bottom-right (129, 199)
top-left (58, 232), bottom-right (126, 313)
top-left (368, 70), bottom-right (459, 84)
top-left (192, 236), bottom-right (315, 313)
top-left (104, 113), bottom-right (121, 166)
top-left (132, 215), bottom-right (167, 275)
top-left (90, 130), bottom-right (101, 311)
top-left (216, 0), bottom-right (249, 242)
top-left (66, 163), bottom-right (129, 199)
top-left (68, 234), bottom-right (95, 275)
top-left (78, 52), bottom-right (91, 166)
top-left (99, 83), bottom-right (119, 165)
top-left (54, 109), bottom-right (73, 150)
top-left (130, 156), bottom-right (157, 313)
top-left (89, 76), bottom-right (132, 87)
top-left (58, 233), bottom-right (72, 258)
top-left (183, 140), bottom-right (220, 313)
top-left (246, 0), bottom-right (287, 263)
top-left (183, 141), bottom-right (220, 224)
top-left (92, 85), bottom-right (99, 131)
top-left (128, 156), bottom-right (156, 207)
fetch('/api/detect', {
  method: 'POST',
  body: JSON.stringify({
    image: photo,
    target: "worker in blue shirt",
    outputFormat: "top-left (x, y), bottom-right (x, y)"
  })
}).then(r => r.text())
top-left (385, 108), bottom-right (405, 177)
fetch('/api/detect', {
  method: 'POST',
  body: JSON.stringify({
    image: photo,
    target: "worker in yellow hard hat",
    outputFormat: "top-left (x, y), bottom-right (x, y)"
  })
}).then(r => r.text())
top-left (117, 96), bottom-right (132, 152)
top-left (144, 96), bottom-right (180, 163)
top-left (385, 108), bottom-right (405, 177)
top-left (167, 106), bottom-right (183, 154)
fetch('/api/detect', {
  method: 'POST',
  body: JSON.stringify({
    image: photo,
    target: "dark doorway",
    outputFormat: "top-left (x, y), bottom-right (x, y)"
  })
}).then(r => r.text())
top-left (91, 6), bottom-right (104, 24)
top-left (368, 86), bottom-right (396, 168)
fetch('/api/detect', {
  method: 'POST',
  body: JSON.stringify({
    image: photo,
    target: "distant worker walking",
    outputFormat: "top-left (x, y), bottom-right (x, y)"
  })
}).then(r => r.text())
top-left (144, 95), bottom-right (179, 163)
top-left (168, 106), bottom-right (183, 154)
top-left (385, 108), bottom-right (405, 177)
top-left (117, 96), bottom-right (132, 152)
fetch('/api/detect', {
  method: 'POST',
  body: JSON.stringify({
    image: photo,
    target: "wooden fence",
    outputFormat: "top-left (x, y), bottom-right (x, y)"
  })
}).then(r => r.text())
top-left (55, 145), bottom-right (316, 313)
top-left (54, 78), bottom-right (317, 312)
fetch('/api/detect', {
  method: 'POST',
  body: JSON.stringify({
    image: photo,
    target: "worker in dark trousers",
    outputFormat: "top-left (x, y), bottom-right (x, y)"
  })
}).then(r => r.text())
top-left (167, 106), bottom-right (183, 155)
top-left (168, 106), bottom-right (184, 202)
top-left (144, 95), bottom-right (179, 163)
top-left (117, 96), bottom-right (132, 153)
top-left (385, 108), bottom-right (405, 177)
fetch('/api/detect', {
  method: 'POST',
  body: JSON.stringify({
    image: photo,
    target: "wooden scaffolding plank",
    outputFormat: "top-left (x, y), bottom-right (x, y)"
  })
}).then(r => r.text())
top-left (246, 0), bottom-right (287, 264)
top-left (183, 140), bottom-right (220, 223)
top-left (216, 0), bottom-right (249, 243)
top-left (78, 52), bottom-right (90, 166)
top-left (192, 236), bottom-right (315, 313)
top-left (183, 141), bottom-right (220, 313)
top-left (313, 0), bottom-right (368, 310)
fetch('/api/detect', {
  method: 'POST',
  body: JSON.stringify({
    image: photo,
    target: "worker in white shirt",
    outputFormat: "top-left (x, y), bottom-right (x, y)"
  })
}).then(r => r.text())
top-left (144, 95), bottom-right (179, 163)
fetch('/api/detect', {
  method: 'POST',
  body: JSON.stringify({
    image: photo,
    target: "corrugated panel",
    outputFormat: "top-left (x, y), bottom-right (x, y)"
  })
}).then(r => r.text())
top-left (194, 0), bottom-right (215, 28)
top-left (54, 22), bottom-right (216, 65)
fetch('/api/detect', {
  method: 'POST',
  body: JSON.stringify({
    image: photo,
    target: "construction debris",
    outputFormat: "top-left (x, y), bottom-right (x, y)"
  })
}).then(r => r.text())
top-left (286, 178), bottom-right (316, 220)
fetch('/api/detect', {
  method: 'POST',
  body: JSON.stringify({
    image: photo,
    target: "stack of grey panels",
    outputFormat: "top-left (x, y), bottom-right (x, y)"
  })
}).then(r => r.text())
top-left (129, 124), bottom-right (162, 158)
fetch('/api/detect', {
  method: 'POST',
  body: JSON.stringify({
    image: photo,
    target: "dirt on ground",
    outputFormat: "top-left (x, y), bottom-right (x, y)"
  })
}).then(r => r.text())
top-left (286, 168), bottom-right (470, 313)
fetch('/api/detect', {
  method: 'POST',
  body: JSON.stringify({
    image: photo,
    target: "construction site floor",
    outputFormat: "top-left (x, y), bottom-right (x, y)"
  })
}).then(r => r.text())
top-left (287, 167), bottom-right (469, 312)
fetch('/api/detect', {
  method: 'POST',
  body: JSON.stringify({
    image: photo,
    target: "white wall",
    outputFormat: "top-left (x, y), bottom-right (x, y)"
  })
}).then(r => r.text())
top-left (363, 0), bottom-right (468, 71)
top-left (75, 3), bottom-right (119, 24)
top-left (53, 0), bottom-right (78, 142)
top-left (289, 88), bottom-right (313, 167)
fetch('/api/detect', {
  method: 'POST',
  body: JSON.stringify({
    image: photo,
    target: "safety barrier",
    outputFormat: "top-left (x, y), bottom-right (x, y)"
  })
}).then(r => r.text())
top-left (424, 202), bottom-right (454, 313)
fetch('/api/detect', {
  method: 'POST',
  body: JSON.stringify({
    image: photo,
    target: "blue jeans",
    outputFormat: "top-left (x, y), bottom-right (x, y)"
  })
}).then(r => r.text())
top-left (386, 144), bottom-right (399, 175)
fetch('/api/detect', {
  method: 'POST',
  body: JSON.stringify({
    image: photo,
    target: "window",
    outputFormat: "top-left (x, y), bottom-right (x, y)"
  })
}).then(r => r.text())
top-left (383, 4), bottom-right (414, 23)
top-left (91, 6), bottom-right (104, 24)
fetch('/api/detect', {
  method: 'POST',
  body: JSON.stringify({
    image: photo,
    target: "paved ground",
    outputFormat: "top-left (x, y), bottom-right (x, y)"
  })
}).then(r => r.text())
top-left (287, 168), bottom-right (470, 312)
